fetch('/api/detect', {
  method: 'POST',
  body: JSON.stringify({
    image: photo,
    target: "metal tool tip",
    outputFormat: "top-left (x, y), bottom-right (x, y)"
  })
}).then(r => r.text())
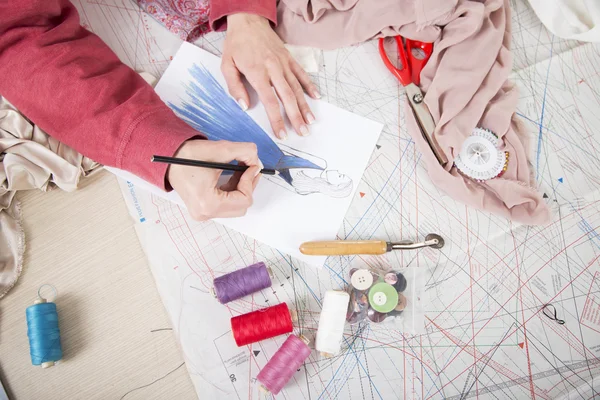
top-left (425, 233), bottom-right (445, 249)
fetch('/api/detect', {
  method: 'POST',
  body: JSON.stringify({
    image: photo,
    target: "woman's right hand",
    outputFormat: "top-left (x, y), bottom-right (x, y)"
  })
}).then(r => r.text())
top-left (167, 140), bottom-right (262, 221)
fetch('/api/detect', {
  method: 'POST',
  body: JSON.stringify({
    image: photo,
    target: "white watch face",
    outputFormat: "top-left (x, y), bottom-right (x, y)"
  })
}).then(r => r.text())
top-left (454, 128), bottom-right (507, 181)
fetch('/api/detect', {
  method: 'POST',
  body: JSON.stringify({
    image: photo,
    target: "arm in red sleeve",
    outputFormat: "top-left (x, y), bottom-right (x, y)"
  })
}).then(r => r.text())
top-left (209, 0), bottom-right (277, 31)
top-left (0, 0), bottom-right (203, 190)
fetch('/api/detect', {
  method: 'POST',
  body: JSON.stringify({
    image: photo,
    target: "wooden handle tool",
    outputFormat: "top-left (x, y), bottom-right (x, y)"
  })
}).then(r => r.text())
top-left (300, 240), bottom-right (388, 256)
top-left (299, 234), bottom-right (444, 256)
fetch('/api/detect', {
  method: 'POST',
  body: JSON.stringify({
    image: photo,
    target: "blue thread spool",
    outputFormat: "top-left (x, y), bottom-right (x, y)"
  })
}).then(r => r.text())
top-left (26, 285), bottom-right (62, 368)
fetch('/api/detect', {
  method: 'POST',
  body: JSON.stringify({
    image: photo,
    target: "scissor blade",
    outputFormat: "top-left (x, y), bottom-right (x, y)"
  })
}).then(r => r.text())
top-left (405, 84), bottom-right (448, 165)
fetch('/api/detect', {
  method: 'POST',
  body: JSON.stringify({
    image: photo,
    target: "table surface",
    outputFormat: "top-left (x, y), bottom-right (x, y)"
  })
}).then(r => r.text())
top-left (0, 170), bottom-right (196, 399)
top-left (2, 1), bottom-right (598, 399)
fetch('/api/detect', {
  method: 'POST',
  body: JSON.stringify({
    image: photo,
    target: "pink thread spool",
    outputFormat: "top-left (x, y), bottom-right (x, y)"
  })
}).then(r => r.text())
top-left (256, 334), bottom-right (311, 395)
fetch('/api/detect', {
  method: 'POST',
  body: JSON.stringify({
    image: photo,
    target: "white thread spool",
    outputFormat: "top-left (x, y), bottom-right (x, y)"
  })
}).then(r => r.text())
top-left (316, 290), bottom-right (349, 357)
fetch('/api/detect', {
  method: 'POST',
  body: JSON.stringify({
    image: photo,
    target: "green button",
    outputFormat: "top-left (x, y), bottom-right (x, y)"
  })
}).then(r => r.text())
top-left (368, 283), bottom-right (398, 313)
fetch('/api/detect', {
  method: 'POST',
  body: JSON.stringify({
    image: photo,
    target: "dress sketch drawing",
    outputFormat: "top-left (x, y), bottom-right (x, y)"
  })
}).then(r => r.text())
top-left (169, 64), bottom-right (353, 198)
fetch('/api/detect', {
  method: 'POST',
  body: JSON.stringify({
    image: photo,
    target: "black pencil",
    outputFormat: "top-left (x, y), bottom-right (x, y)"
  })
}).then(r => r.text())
top-left (151, 155), bottom-right (277, 175)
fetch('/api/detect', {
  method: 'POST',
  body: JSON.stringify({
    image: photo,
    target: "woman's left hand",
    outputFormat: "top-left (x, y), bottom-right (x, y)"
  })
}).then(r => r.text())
top-left (221, 13), bottom-right (320, 140)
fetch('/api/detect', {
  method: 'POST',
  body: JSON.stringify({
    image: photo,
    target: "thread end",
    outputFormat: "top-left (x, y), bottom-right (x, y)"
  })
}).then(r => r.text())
top-left (266, 266), bottom-right (274, 280)
top-left (298, 335), bottom-right (310, 346)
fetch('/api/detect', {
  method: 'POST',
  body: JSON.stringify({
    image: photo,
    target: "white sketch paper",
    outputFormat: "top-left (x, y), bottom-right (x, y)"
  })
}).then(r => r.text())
top-left (108, 42), bottom-right (383, 266)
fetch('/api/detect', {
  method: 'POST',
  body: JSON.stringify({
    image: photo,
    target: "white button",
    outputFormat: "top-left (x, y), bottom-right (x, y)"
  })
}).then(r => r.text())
top-left (350, 269), bottom-right (373, 290)
top-left (372, 292), bottom-right (387, 306)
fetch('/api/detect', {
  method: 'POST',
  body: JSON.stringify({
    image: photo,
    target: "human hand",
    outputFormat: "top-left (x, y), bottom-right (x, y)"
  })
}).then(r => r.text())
top-left (167, 140), bottom-right (261, 221)
top-left (222, 13), bottom-right (320, 140)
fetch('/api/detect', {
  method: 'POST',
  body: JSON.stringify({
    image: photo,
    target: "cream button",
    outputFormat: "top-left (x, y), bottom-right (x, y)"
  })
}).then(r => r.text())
top-left (350, 269), bottom-right (373, 290)
top-left (372, 292), bottom-right (387, 306)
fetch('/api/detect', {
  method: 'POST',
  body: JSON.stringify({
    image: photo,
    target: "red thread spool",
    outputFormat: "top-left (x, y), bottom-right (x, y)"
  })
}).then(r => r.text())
top-left (231, 303), bottom-right (293, 347)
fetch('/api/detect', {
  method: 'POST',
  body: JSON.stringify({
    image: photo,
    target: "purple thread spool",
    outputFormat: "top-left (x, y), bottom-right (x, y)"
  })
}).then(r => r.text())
top-left (212, 262), bottom-right (273, 304)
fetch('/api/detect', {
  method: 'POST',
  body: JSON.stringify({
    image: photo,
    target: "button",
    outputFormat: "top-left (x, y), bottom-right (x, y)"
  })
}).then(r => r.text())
top-left (395, 293), bottom-right (407, 311)
top-left (351, 269), bottom-right (373, 290)
top-left (384, 272), bottom-right (397, 285)
top-left (368, 283), bottom-right (399, 313)
top-left (372, 291), bottom-right (387, 305)
top-left (394, 273), bottom-right (407, 292)
top-left (347, 289), bottom-right (369, 325)
top-left (367, 308), bottom-right (387, 323)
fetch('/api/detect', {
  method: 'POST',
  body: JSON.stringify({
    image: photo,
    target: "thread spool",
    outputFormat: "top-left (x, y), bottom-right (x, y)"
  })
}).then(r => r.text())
top-left (26, 285), bottom-right (62, 368)
top-left (212, 262), bottom-right (274, 304)
top-left (316, 290), bottom-right (349, 357)
top-left (231, 303), bottom-right (294, 347)
top-left (256, 335), bottom-right (311, 395)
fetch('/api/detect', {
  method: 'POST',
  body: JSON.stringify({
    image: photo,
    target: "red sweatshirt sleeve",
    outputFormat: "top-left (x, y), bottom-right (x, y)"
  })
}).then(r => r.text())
top-left (209, 0), bottom-right (277, 31)
top-left (0, 0), bottom-right (204, 190)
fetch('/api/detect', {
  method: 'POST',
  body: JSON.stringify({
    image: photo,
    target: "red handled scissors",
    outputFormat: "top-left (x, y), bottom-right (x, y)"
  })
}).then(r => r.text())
top-left (378, 36), bottom-right (448, 165)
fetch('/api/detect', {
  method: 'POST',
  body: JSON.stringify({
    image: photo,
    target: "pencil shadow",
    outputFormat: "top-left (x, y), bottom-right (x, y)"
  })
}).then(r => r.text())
top-left (55, 292), bottom-right (86, 362)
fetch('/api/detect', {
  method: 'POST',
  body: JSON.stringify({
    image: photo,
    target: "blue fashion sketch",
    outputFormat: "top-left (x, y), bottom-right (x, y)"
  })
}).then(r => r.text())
top-left (169, 64), bottom-right (353, 198)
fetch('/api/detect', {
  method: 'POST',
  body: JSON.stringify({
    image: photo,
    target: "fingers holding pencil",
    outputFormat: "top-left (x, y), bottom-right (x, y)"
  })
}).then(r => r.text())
top-left (165, 140), bottom-right (265, 221)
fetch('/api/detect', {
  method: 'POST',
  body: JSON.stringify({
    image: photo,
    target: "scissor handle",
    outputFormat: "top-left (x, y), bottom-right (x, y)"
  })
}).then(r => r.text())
top-left (406, 40), bottom-right (433, 86)
top-left (378, 37), bottom-right (412, 86)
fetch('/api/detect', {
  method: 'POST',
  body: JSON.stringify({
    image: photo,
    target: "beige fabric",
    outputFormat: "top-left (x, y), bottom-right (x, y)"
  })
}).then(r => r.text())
top-left (275, 0), bottom-right (457, 50)
top-left (0, 96), bottom-right (99, 299)
top-left (275, 0), bottom-right (551, 225)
